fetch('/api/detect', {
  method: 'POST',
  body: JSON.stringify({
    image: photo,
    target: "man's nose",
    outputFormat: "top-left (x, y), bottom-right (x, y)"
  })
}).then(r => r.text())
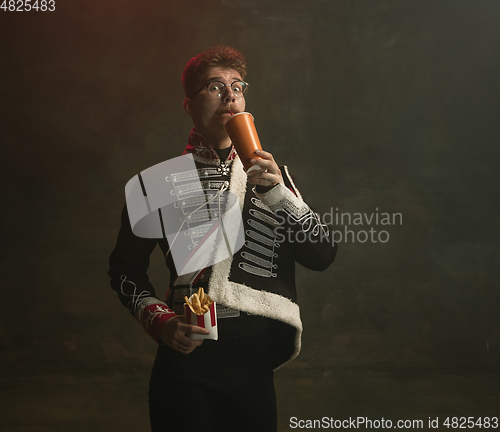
top-left (221, 86), bottom-right (236, 103)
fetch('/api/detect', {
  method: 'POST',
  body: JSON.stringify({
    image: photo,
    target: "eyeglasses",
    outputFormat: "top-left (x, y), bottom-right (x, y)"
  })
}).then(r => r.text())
top-left (194, 80), bottom-right (249, 98)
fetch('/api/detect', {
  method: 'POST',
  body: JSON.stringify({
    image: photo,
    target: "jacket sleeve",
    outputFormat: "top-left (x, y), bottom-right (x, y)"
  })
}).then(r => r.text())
top-left (254, 166), bottom-right (337, 271)
top-left (108, 204), bottom-right (177, 343)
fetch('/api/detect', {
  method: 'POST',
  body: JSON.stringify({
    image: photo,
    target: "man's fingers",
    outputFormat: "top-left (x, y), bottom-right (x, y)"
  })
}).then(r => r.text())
top-left (250, 158), bottom-right (276, 172)
top-left (248, 169), bottom-right (280, 180)
top-left (176, 341), bottom-right (201, 355)
top-left (173, 323), bottom-right (208, 351)
top-left (249, 152), bottom-right (283, 185)
top-left (247, 164), bottom-right (283, 186)
top-left (180, 323), bottom-right (210, 335)
top-left (254, 149), bottom-right (274, 161)
top-left (160, 316), bottom-right (209, 355)
top-left (173, 330), bottom-right (204, 354)
top-left (176, 335), bottom-right (204, 350)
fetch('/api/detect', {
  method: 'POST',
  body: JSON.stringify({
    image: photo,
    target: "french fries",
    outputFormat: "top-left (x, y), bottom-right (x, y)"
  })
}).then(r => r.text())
top-left (184, 287), bottom-right (213, 315)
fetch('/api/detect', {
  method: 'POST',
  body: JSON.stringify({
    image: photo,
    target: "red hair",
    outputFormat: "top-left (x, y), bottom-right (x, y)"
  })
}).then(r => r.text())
top-left (182, 44), bottom-right (247, 98)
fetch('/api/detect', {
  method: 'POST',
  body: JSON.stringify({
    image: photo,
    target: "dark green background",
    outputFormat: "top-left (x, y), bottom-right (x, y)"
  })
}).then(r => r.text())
top-left (1, 0), bottom-right (499, 430)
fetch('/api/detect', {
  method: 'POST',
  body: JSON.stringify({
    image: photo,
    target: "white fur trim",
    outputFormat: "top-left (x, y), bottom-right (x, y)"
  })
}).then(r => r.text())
top-left (210, 277), bottom-right (303, 370)
top-left (208, 156), bottom-right (303, 368)
top-left (282, 165), bottom-right (303, 199)
top-left (230, 156), bottom-right (247, 211)
top-left (208, 156), bottom-right (246, 284)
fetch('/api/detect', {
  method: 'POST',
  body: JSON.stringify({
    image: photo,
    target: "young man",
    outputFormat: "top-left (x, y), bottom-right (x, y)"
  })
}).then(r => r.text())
top-left (108, 45), bottom-right (337, 432)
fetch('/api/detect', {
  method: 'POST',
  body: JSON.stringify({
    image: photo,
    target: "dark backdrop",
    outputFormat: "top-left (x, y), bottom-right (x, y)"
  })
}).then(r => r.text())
top-left (1, 1), bottom-right (499, 430)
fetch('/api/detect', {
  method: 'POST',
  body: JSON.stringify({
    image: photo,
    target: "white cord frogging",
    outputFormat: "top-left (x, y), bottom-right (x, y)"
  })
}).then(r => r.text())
top-left (120, 275), bottom-right (150, 312)
top-left (165, 183), bottom-right (229, 258)
top-left (296, 210), bottom-right (330, 237)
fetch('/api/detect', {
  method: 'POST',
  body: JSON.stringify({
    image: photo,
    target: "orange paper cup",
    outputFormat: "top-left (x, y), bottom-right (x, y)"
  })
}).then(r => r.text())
top-left (224, 112), bottom-right (263, 173)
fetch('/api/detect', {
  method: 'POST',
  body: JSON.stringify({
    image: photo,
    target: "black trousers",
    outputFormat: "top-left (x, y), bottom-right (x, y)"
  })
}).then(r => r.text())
top-left (148, 326), bottom-right (277, 432)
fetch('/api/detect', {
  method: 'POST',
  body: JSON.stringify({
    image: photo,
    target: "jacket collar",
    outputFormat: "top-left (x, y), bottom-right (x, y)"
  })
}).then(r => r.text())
top-left (182, 128), bottom-right (237, 166)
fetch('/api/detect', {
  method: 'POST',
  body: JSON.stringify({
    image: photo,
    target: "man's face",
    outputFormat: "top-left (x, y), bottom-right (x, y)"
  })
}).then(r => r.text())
top-left (184, 66), bottom-right (246, 141)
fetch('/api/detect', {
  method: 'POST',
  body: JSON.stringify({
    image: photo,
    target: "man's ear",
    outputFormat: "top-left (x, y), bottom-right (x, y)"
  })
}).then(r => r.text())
top-left (183, 98), bottom-right (193, 116)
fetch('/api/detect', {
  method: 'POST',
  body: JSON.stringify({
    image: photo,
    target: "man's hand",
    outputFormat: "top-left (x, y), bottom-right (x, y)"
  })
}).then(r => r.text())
top-left (160, 315), bottom-right (209, 355)
top-left (247, 149), bottom-right (284, 187)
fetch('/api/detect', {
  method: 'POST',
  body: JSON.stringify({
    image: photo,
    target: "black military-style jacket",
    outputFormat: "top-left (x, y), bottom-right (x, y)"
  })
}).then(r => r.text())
top-left (108, 131), bottom-right (337, 369)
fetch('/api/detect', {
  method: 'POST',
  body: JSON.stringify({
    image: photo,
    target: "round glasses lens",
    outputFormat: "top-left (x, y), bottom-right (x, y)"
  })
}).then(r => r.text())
top-left (206, 81), bottom-right (247, 98)
top-left (231, 82), bottom-right (245, 97)
top-left (207, 82), bottom-right (224, 97)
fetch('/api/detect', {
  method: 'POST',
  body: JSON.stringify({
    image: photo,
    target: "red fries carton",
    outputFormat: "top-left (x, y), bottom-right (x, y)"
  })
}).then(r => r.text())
top-left (184, 295), bottom-right (218, 341)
